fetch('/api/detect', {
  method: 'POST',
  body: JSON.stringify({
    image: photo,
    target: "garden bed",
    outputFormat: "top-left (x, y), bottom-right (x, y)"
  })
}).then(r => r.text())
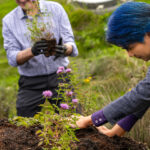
top-left (0, 119), bottom-right (148, 150)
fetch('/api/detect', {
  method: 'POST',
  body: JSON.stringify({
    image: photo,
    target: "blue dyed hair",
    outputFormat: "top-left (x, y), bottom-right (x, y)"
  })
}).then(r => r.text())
top-left (106, 2), bottom-right (150, 50)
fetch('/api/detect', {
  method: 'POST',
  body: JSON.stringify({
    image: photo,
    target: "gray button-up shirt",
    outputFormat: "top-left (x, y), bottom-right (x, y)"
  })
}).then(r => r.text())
top-left (2, 0), bottom-right (78, 76)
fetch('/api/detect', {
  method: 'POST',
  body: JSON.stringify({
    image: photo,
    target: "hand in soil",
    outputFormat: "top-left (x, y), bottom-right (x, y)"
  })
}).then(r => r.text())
top-left (96, 124), bottom-right (126, 137)
top-left (96, 125), bottom-right (113, 137)
top-left (69, 115), bottom-right (93, 129)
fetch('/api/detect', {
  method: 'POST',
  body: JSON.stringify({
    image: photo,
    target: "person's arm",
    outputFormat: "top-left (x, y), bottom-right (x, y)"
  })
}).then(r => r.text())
top-left (16, 48), bottom-right (34, 65)
top-left (3, 19), bottom-right (51, 66)
top-left (3, 19), bottom-right (34, 66)
top-left (102, 67), bottom-right (150, 124)
top-left (75, 110), bottom-right (138, 135)
top-left (16, 40), bottom-right (50, 65)
top-left (64, 43), bottom-right (73, 56)
top-left (75, 66), bottom-right (150, 132)
top-left (75, 110), bottom-right (107, 129)
top-left (96, 114), bottom-right (138, 137)
top-left (75, 113), bottom-right (137, 137)
top-left (2, 19), bottom-right (22, 67)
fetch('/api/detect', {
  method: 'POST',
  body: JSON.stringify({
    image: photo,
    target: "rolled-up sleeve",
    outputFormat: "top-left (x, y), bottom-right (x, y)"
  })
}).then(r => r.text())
top-left (103, 67), bottom-right (150, 124)
top-left (59, 5), bottom-right (78, 57)
top-left (2, 19), bottom-right (21, 67)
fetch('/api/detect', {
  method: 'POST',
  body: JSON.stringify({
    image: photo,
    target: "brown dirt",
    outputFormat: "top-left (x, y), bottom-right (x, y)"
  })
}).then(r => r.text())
top-left (75, 127), bottom-right (148, 150)
top-left (43, 38), bottom-right (56, 57)
top-left (0, 119), bottom-right (148, 150)
top-left (0, 119), bottom-right (42, 150)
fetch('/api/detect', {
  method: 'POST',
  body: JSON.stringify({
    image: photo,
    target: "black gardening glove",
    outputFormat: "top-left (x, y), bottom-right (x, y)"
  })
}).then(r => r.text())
top-left (31, 40), bottom-right (49, 56)
top-left (53, 38), bottom-right (67, 61)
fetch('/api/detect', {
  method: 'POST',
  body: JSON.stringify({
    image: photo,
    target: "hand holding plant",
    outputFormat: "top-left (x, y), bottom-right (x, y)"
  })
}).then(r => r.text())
top-left (31, 39), bottom-right (50, 56)
top-left (34, 66), bottom-right (81, 149)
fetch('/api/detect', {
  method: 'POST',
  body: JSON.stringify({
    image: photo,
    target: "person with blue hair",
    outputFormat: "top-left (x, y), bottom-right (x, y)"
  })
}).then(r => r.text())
top-left (75, 1), bottom-right (150, 136)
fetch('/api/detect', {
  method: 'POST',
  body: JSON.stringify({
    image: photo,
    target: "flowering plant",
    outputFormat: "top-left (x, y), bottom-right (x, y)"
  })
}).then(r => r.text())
top-left (10, 63), bottom-right (99, 149)
top-left (25, 0), bottom-right (55, 45)
top-left (42, 90), bottom-right (53, 98)
top-left (32, 66), bottom-right (81, 149)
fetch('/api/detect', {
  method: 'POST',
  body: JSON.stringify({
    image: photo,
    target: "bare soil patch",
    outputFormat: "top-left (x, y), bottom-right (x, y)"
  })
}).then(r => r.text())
top-left (0, 119), bottom-right (148, 150)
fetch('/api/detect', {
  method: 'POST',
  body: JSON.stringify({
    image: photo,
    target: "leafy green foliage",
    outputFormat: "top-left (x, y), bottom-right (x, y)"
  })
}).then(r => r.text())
top-left (0, 0), bottom-right (17, 48)
top-left (10, 68), bottom-right (81, 150)
top-left (26, 9), bottom-right (54, 44)
top-left (135, 0), bottom-right (150, 3)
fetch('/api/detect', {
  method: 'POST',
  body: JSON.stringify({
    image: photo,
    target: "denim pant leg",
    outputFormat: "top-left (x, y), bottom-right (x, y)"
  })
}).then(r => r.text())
top-left (16, 74), bottom-right (57, 117)
top-left (17, 89), bottom-right (45, 117)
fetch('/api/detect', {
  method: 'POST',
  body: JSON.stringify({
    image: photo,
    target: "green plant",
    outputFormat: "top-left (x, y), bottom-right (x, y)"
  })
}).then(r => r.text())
top-left (10, 66), bottom-right (82, 150)
top-left (25, 1), bottom-right (54, 44)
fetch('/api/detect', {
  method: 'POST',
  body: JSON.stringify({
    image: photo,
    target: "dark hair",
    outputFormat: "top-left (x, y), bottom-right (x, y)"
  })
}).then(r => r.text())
top-left (106, 2), bottom-right (150, 49)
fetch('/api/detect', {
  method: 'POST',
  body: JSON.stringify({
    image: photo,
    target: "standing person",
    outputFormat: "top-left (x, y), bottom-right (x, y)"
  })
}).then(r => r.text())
top-left (75, 2), bottom-right (150, 137)
top-left (2, 0), bottom-right (78, 117)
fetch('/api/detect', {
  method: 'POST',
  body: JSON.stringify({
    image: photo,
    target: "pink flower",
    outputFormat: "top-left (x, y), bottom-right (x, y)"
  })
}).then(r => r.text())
top-left (57, 69), bottom-right (63, 74)
top-left (66, 68), bottom-right (71, 73)
top-left (42, 90), bottom-right (53, 98)
top-left (72, 99), bottom-right (78, 104)
top-left (58, 66), bottom-right (65, 71)
top-left (66, 91), bottom-right (73, 97)
top-left (60, 104), bottom-right (69, 110)
top-left (57, 66), bottom-right (65, 74)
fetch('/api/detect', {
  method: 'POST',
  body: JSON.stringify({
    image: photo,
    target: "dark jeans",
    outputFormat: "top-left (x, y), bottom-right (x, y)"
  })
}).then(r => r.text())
top-left (17, 73), bottom-right (69, 117)
top-left (16, 73), bottom-right (82, 117)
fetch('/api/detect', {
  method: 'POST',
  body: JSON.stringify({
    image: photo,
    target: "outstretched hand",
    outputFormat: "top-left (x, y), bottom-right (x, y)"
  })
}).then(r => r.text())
top-left (96, 124), bottom-right (126, 137)
top-left (96, 126), bottom-right (112, 137)
top-left (69, 115), bottom-right (93, 129)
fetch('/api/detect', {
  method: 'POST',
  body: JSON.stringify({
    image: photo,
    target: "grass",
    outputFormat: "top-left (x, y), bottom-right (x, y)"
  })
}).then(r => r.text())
top-left (0, 47), bottom-right (18, 117)
top-left (0, 0), bottom-right (17, 48)
top-left (0, 0), bottom-right (18, 115)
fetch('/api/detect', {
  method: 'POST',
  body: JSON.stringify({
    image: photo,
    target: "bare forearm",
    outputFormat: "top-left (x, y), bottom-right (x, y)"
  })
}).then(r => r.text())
top-left (64, 44), bottom-right (73, 56)
top-left (16, 48), bottom-right (34, 65)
